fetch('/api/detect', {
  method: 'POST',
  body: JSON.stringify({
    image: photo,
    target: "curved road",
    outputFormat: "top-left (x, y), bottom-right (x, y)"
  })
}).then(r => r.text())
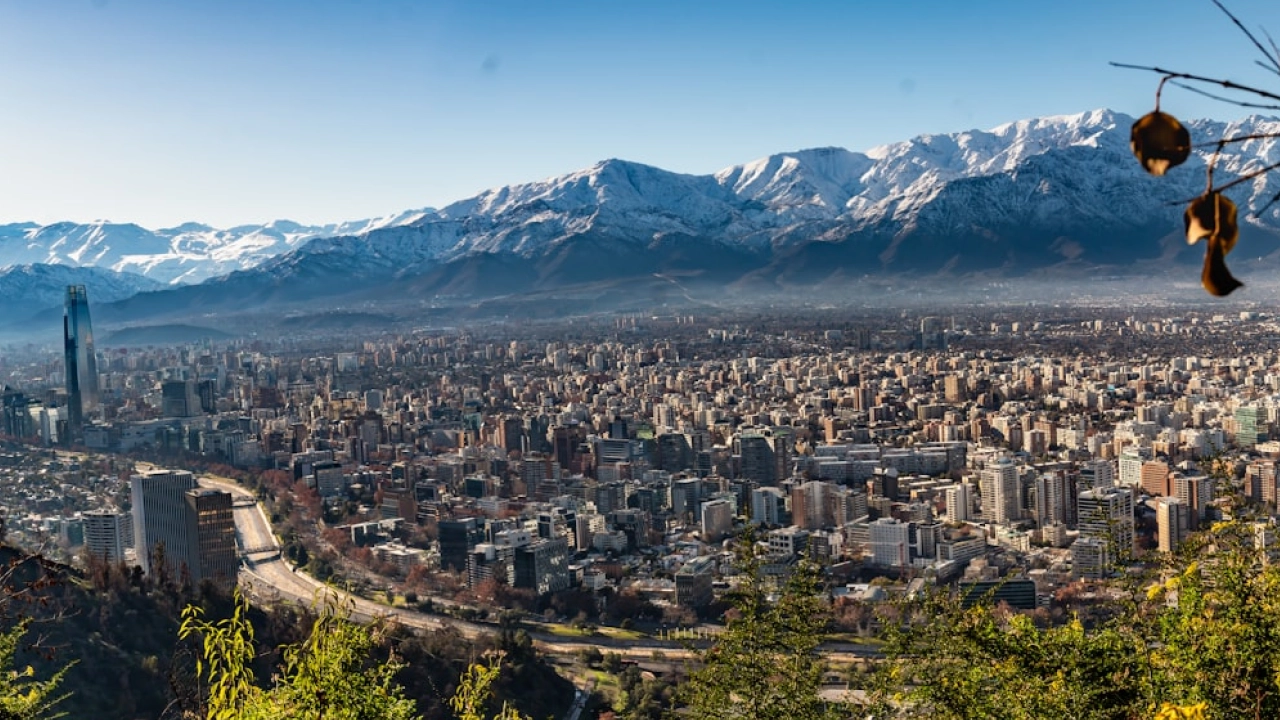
top-left (194, 474), bottom-right (880, 666)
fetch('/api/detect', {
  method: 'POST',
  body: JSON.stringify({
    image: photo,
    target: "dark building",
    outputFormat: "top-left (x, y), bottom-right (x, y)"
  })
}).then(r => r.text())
top-left (958, 579), bottom-right (1037, 610)
top-left (438, 518), bottom-right (484, 572)
top-left (513, 537), bottom-right (569, 595)
top-left (675, 556), bottom-right (716, 608)
top-left (1, 388), bottom-right (37, 439)
top-left (63, 285), bottom-right (99, 435)
top-left (185, 489), bottom-right (238, 587)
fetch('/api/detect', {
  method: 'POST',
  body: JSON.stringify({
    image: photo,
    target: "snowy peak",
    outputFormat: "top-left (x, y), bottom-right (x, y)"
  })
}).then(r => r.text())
top-left (0, 264), bottom-right (162, 319)
top-left (0, 211), bottom-right (431, 285)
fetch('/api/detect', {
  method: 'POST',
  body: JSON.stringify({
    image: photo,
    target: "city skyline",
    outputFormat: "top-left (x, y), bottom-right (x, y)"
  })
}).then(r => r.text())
top-left (2, 0), bottom-right (1278, 228)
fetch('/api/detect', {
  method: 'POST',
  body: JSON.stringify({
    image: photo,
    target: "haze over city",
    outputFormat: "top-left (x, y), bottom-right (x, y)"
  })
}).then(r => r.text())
top-left (5, 2), bottom-right (1280, 719)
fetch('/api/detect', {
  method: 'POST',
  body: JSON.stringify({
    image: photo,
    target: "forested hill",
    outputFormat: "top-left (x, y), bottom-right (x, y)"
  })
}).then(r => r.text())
top-left (0, 546), bottom-right (572, 719)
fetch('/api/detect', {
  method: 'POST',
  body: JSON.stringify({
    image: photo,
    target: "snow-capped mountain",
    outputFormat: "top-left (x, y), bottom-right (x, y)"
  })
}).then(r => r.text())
top-left (0, 264), bottom-right (163, 319)
top-left (32, 108), bottom-right (1280, 326)
top-left (0, 209), bottom-right (431, 285)
top-left (242, 109), bottom-right (1280, 283)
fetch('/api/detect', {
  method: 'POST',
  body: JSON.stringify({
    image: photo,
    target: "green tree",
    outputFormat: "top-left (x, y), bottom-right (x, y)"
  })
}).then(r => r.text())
top-left (179, 590), bottom-right (417, 720)
top-left (675, 544), bottom-right (842, 720)
top-left (869, 517), bottom-right (1280, 720)
top-left (871, 591), bottom-right (1147, 719)
top-left (448, 652), bottom-right (531, 720)
top-left (0, 618), bottom-right (72, 720)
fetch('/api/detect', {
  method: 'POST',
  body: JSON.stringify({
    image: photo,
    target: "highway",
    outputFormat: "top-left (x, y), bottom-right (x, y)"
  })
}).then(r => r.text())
top-left (188, 473), bottom-right (880, 668)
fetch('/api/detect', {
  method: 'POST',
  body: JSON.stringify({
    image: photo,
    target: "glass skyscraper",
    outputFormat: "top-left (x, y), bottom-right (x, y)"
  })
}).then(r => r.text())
top-left (63, 284), bottom-right (99, 432)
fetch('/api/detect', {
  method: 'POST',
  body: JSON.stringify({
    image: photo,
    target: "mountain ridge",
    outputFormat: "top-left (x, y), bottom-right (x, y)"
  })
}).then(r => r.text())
top-left (8, 108), bottom-right (1280, 330)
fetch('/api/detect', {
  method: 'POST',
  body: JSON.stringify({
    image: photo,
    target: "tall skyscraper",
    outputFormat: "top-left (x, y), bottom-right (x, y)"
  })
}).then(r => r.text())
top-left (63, 285), bottom-right (100, 433)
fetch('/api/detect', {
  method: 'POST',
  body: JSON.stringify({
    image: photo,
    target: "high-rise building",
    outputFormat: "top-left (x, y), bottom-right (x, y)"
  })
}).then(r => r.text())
top-left (1075, 486), bottom-right (1135, 577)
top-left (700, 497), bottom-right (735, 541)
top-left (83, 510), bottom-right (131, 564)
top-left (750, 486), bottom-right (785, 526)
top-left (1079, 459), bottom-right (1115, 490)
top-left (184, 489), bottom-right (237, 586)
top-left (162, 379), bottom-right (202, 418)
top-left (63, 285), bottom-right (99, 434)
top-left (675, 556), bottom-right (716, 608)
top-left (438, 518), bottom-right (484, 572)
top-left (738, 431), bottom-right (777, 485)
top-left (1034, 472), bottom-right (1071, 527)
top-left (513, 536), bottom-right (569, 595)
top-left (132, 469), bottom-right (198, 577)
top-left (1140, 460), bottom-right (1172, 497)
top-left (1118, 446), bottom-right (1152, 487)
top-left (868, 517), bottom-right (911, 567)
top-left (945, 482), bottom-right (973, 522)
top-left (1236, 406), bottom-right (1266, 449)
top-left (1173, 474), bottom-right (1214, 530)
top-left (1156, 496), bottom-right (1191, 553)
top-left (980, 458), bottom-right (1020, 525)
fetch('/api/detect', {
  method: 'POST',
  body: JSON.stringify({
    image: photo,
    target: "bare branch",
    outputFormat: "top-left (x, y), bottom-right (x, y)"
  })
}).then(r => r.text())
top-left (1215, 159), bottom-right (1280, 193)
top-left (1110, 62), bottom-right (1280, 104)
top-left (1254, 60), bottom-right (1280, 78)
top-left (1211, 0), bottom-right (1280, 74)
top-left (1193, 132), bottom-right (1280, 149)
top-left (1251, 187), bottom-right (1280, 218)
top-left (1265, 28), bottom-right (1280, 71)
top-left (1169, 81), bottom-right (1280, 111)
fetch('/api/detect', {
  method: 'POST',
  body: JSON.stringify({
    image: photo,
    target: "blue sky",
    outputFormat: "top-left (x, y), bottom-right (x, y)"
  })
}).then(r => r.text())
top-left (1, 0), bottom-right (1278, 228)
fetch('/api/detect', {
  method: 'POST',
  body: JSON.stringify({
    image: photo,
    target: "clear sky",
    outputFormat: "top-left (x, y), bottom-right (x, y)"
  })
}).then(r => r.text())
top-left (2, 0), bottom-right (1278, 229)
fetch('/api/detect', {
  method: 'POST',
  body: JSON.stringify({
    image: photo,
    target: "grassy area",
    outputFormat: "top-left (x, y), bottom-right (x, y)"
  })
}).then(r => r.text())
top-left (597, 626), bottom-right (646, 641)
top-left (824, 633), bottom-right (884, 646)
top-left (546, 623), bottom-right (595, 637)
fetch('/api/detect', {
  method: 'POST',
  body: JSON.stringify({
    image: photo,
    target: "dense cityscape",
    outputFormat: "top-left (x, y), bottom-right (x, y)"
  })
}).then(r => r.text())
top-left (6, 289), bottom-right (1280, 635)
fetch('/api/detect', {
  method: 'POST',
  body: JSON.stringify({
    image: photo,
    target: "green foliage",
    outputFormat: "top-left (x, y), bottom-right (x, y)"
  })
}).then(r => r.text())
top-left (447, 653), bottom-right (530, 720)
top-left (676, 545), bottom-right (842, 720)
top-left (871, 519), bottom-right (1280, 720)
top-left (180, 590), bottom-right (417, 720)
top-left (873, 593), bottom-right (1146, 719)
top-left (1147, 522), bottom-right (1280, 720)
top-left (0, 619), bottom-right (72, 720)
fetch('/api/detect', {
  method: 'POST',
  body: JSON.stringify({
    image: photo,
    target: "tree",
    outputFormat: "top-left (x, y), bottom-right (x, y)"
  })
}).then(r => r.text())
top-left (0, 549), bottom-right (73, 720)
top-left (675, 543), bottom-right (842, 720)
top-left (179, 590), bottom-right (417, 720)
top-left (0, 619), bottom-right (72, 720)
top-left (867, 517), bottom-right (1280, 720)
top-left (448, 652), bottom-right (531, 720)
top-left (1117, 1), bottom-right (1280, 296)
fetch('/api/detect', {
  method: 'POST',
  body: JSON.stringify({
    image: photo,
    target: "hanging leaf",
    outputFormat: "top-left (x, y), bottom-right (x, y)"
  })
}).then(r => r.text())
top-left (1202, 234), bottom-right (1243, 296)
top-left (1184, 191), bottom-right (1239, 250)
top-left (1131, 111), bottom-right (1192, 176)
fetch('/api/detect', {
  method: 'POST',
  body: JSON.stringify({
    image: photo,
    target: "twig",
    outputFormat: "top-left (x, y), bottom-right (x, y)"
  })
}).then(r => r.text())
top-left (1193, 132), bottom-right (1280, 149)
top-left (1211, 0), bottom-right (1280, 74)
top-left (1265, 28), bottom-right (1280, 71)
top-left (1216, 159), bottom-right (1280, 193)
top-left (1110, 62), bottom-right (1280, 104)
top-left (1252, 187), bottom-right (1280, 218)
top-left (1170, 81), bottom-right (1280, 111)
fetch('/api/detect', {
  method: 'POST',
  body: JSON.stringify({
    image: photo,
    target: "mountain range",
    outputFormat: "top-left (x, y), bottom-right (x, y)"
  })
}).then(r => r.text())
top-left (4, 108), bottom-right (1280, 334)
